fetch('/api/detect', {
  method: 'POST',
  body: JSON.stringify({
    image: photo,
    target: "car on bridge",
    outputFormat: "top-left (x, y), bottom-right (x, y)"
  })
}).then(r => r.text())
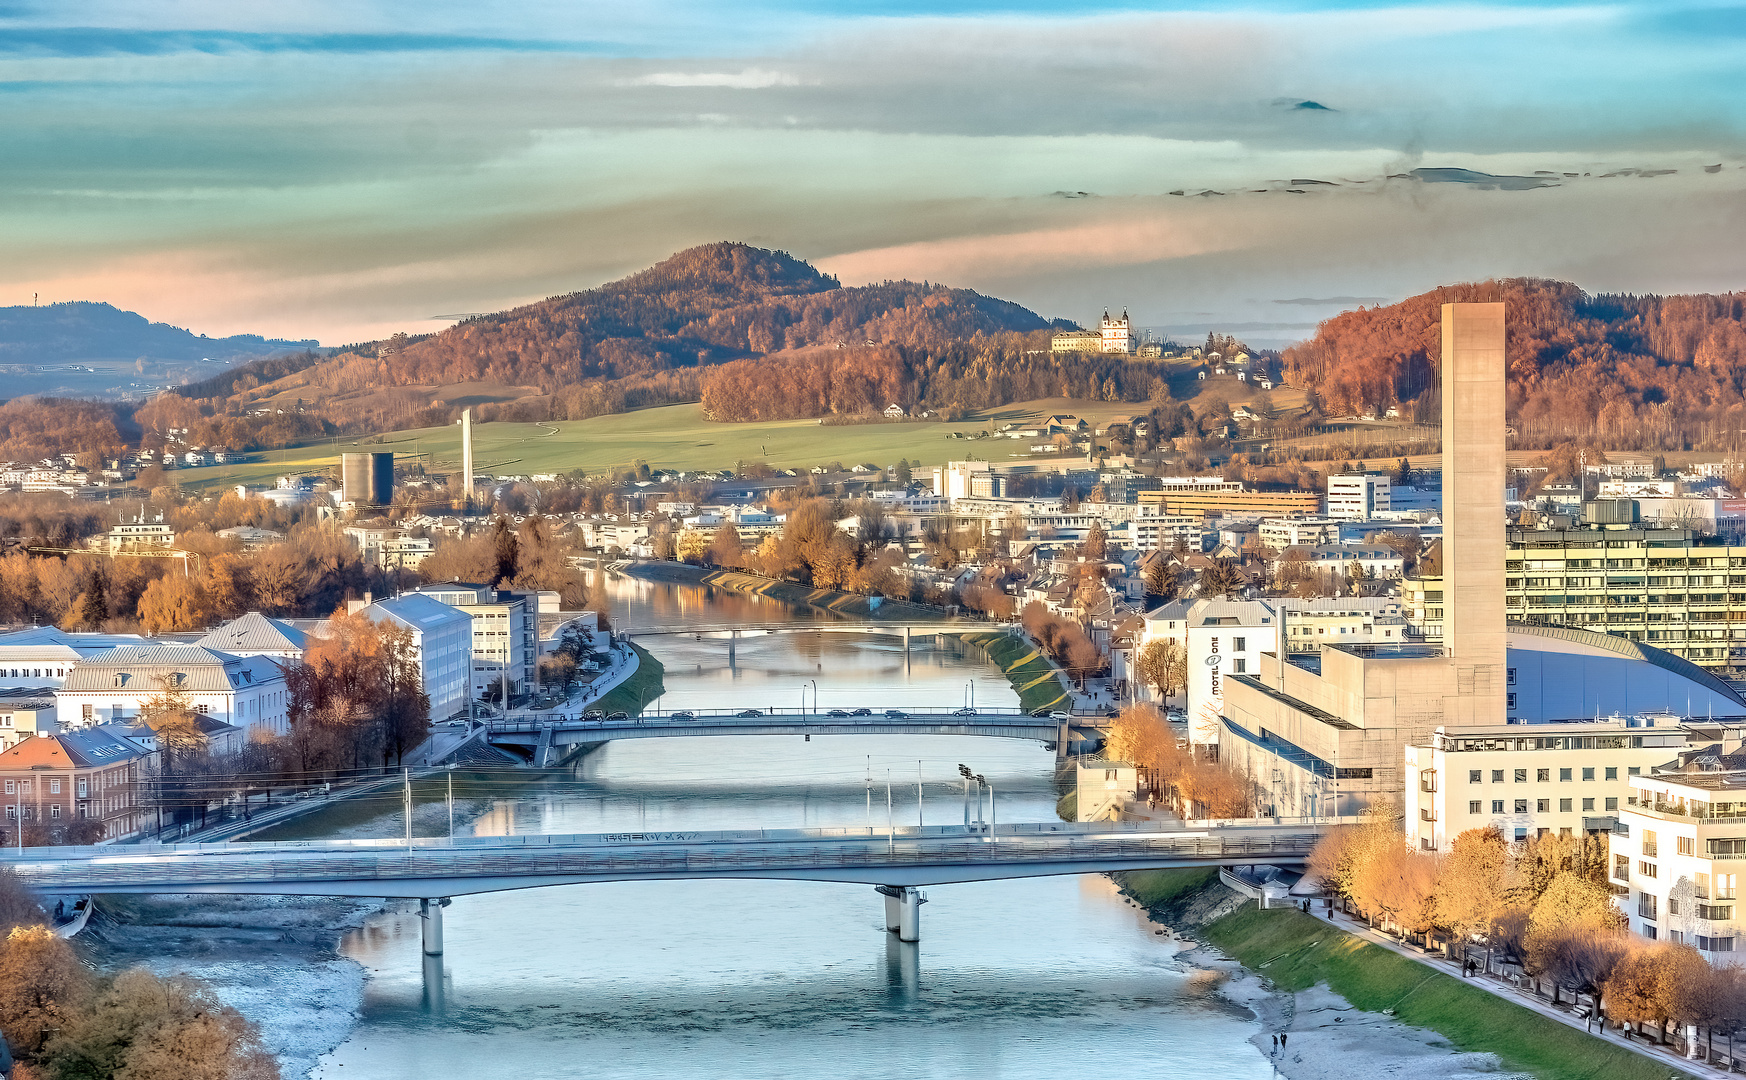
top-left (606, 712), bottom-right (629, 722)
top-left (737, 708), bottom-right (764, 718)
top-left (825, 709), bottom-right (850, 717)
top-left (953, 707), bottom-right (977, 717)
top-left (885, 709), bottom-right (909, 719)
top-left (583, 711), bottom-right (604, 721)
top-left (849, 707), bottom-right (872, 716)
top-left (670, 710), bottom-right (696, 721)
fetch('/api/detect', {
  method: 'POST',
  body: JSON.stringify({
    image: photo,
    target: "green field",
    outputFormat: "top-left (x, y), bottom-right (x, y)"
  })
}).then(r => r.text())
top-left (173, 403), bottom-right (1051, 491)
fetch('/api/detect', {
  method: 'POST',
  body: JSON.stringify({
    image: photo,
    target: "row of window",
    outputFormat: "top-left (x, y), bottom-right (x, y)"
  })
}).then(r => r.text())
top-left (5, 804), bottom-right (66, 818)
top-left (1469, 797), bottom-right (1619, 815)
top-left (1469, 766), bottom-right (1631, 783)
top-left (3, 778), bottom-right (86, 797)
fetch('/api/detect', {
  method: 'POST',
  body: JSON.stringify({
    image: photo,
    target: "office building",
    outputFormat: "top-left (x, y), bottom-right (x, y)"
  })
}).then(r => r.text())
top-left (1327, 474), bottom-right (1391, 520)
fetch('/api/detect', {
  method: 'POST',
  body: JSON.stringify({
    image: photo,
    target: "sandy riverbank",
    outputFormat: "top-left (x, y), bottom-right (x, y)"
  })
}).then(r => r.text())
top-left (1108, 880), bottom-right (1527, 1080)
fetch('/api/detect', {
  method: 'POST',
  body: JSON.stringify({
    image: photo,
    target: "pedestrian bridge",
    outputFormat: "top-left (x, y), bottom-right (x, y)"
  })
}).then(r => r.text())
top-left (3, 821), bottom-right (1321, 952)
top-left (480, 711), bottom-right (1106, 765)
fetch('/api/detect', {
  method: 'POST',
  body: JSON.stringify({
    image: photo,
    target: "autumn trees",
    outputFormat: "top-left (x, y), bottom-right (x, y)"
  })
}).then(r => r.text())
top-left (1102, 704), bottom-right (1251, 818)
top-left (286, 612), bottom-right (430, 773)
top-left (1135, 638), bottom-right (1187, 701)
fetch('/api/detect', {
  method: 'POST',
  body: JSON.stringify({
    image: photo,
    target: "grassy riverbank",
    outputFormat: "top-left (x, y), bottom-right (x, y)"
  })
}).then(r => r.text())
top-left (955, 630), bottom-right (1071, 713)
top-left (595, 643), bottom-right (665, 716)
top-left (1119, 869), bottom-right (1688, 1080)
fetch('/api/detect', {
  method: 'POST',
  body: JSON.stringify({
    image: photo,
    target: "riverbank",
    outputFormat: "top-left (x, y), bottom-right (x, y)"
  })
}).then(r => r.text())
top-left (595, 642), bottom-right (665, 715)
top-left (951, 630), bottom-right (1072, 713)
top-left (1115, 869), bottom-right (1689, 1080)
top-left (622, 560), bottom-right (957, 622)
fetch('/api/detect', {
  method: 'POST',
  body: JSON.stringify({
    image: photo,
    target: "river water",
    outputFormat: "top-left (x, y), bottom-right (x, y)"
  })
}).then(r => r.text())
top-left (298, 574), bottom-right (1276, 1080)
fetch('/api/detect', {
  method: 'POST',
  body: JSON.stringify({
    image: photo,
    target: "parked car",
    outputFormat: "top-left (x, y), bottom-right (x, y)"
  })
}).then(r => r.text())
top-left (849, 707), bottom-right (873, 716)
top-left (952, 707), bottom-right (977, 717)
top-left (737, 708), bottom-right (764, 718)
top-left (670, 710), bottom-right (696, 721)
top-left (826, 709), bottom-right (850, 717)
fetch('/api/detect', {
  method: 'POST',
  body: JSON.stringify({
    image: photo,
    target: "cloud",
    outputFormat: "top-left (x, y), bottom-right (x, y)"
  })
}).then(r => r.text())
top-left (625, 68), bottom-right (804, 88)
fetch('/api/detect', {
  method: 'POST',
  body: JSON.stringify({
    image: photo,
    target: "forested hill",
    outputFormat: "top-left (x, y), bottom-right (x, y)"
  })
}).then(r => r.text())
top-left (0, 301), bottom-right (317, 363)
top-left (193, 242), bottom-right (1055, 428)
top-left (1283, 279), bottom-right (1746, 449)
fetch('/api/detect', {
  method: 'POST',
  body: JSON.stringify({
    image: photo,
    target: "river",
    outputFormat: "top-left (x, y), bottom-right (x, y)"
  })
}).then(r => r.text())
top-left (279, 573), bottom-right (1279, 1079)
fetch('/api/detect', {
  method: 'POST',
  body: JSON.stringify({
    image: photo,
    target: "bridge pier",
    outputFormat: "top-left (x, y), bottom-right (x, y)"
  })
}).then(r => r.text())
top-left (728, 629), bottom-right (737, 666)
top-left (419, 897), bottom-right (451, 955)
top-left (875, 885), bottom-right (926, 942)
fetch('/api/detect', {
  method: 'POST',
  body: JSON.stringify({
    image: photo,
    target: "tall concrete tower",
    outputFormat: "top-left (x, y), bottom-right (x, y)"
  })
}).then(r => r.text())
top-left (1440, 302), bottom-right (1508, 724)
top-left (460, 408), bottom-right (474, 509)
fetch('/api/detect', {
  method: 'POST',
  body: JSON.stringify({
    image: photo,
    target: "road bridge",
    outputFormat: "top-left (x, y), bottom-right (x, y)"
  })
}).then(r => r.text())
top-left (479, 710), bottom-right (1107, 765)
top-left (4, 821), bottom-right (1321, 952)
top-left (620, 622), bottom-right (1011, 662)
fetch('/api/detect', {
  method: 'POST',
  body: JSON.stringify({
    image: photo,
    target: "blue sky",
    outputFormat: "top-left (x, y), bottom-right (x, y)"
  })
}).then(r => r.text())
top-left (3, 0), bottom-right (1743, 345)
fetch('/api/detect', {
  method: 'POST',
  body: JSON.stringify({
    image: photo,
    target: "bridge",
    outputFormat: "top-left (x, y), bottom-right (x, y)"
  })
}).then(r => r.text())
top-left (619, 622), bottom-right (1008, 661)
top-left (478, 709), bottom-right (1108, 765)
top-left (2, 820), bottom-right (1320, 952)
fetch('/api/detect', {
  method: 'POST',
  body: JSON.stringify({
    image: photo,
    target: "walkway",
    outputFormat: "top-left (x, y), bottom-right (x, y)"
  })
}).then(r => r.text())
top-left (1301, 905), bottom-right (1728, 1079)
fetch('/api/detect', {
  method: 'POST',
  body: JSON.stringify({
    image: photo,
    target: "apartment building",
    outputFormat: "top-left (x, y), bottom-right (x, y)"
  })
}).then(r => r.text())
top-left (1404, 721), bottom-right (1691, 851)
top-left (0, 727), bottom-right (150, 842)
top-left (0, 688), bottom-right (56, 750)
top-left (1278, 598), bottom-right (1408, 653)
top-left (1404, 525), bottom-right (1746, 672)
top-left (1326, 474), bottom-right (1391, 520)
top-left (1619, 751), bottom-right (1746, 961)
top-left (350, 594), bottom-right (473, 721)
top-left (413, 582), bottom-right (537, 702)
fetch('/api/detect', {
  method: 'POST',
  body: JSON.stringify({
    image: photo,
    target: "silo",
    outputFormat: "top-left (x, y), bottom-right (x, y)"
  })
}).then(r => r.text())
top-left (341, 452), bottom-right (395, 506)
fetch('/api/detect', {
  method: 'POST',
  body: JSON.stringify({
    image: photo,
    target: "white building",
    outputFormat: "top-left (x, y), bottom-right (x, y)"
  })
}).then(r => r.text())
top-left (412, 583), bottom-right (537, 704)
top-left (1257, 517), bottom-right (1340, 550)
top-left (1100, 309), bottom-right (1135, 354)
top-left (1619, 749), bottom-right (1746, 960)
top-left (1326, 474), bottom-right (1391, 520)
top-left (1404, 721), bottom-right (1692, 851)
top-left (353, 594), bottom-right (473, 721)
top-left (0, 628), bottom-right (153, 688)
top-left (1277, 597), bottom-right (1409, 653)
top-left (56, 645), bottom-right (290, 737)
top-left (1140, 598), bottom-right (1279, 745)
top-left (933, 461), bottom-right (992, 502)
top-left (0, 688), bottom-right (57, 750)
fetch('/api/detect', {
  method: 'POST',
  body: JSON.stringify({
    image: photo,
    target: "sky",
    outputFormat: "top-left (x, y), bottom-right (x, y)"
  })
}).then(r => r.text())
top-left (2, 0), bottom-right (1744, 348)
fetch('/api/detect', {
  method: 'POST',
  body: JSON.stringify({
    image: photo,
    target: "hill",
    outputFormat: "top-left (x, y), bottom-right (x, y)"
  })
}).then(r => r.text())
top-left (194, 242), bottom-right (1056, 434)
top-left (1283, 279), bottom-right (1746, 450)
top-left (0, 301), bottom-right (316, 365)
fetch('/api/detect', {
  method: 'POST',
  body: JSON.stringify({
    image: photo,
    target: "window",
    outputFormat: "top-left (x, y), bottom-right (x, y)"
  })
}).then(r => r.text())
top-left (1679, 836), bottom-right (1695, 856)
top-left (1515, 768), bottom-right (1528, 783)
top-left (1507, 693), bottom-right (1517, 709)
top-left (49, 805), bottom-right (58, 819)
top-left (1640, 861), bottom-right (1658, 878)
top-left (1643, 830), bottom-right (1658, 856)
top-left (1606, 797), bottom-right (1618, 811)
top-left (1640, 893), bottom-right (1659, 919)
top-left (81, 704), bottom-right (92, 723)
top-left (1699, 936), bottom-right (1735, 953)
top-left (76, 780), bottom-right (87, 798)
top-left (1514, 828), bottom-right (1528, 841)
top-left (1560, 768), bottom-right (1572, 781)
top-left (1469, 770), bottom-right (1482, 783)
top-left (1469, 800), bottom-right (1483, 814)
top-left (49, 780), bottom-right (59, 794)
top-left (1537, 799), bottom-right (1550, 813)
top-left (1670, 896), bottom-right (1681, 916)
top-left (1233, 637), bottom-right (1246, 652)
top-left (1233, 658), bottom-right (1247, 674)
top-left (1582, 767), bottom-right (1595, 781)
top-left (1537, 768), bottom-right (1550, 782)
top-left (1491, 800), bottom-right (1505, 814)
top-left (1628, 766), bottom-right (1640, 776)
top-left (1644, 926), bottom-right (1657, 940)
top-left (1606, 767), bottom-right (1618, 781)
top-left (1583, 798), bottom-right (1595, 812)
top-left (1720, 874), bottom-right (1738, 901)
top-left (1492, 770), bottom-right (1505, 783)
top-left (1560, 798), bottom-right (1573, 813)
top-left (2, 781), bottom-right (10, 795)
top-left (1615, 855), bottom-right (1630, 881)
top-left (1698, 904), bottom-right (1734, 921)
top-left (1514, 799), bottom-right (1529, 814)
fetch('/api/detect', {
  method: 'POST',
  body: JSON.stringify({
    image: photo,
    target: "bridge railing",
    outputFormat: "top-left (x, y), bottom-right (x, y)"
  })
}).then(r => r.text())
top-left (476, 708), bottom-right (1088, 733)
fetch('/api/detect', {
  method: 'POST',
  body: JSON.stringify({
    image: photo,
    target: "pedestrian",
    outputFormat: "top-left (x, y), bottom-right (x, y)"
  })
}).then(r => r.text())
top-left (1270, 1035), bottom-right (1278, 1053)
top-left (1280, 1033), bottom-right (1288, 1049)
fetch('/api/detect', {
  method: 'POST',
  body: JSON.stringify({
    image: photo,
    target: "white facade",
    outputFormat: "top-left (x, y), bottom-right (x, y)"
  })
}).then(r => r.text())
top-left (933, 461), bottom-right (992, 501)
top-left (1620, 767), bottom-right (1746, 961)
top-left (1141, 598), bottom-right (1279, 745)
top-left (0, 628), bottom-right (153, 688)
top-left (355, 594), bottom-right (473, 721)
top-left (1099, 310), bottom-right (1134, 354)
top-left (414, 583), bottom-right (536, 703)
top-left (1326, 474), bottom-right (1391, 520)
top-left (55, 645), bottom-right (290, 737)
top-left (1404, 722), bottom-right (1689, 852)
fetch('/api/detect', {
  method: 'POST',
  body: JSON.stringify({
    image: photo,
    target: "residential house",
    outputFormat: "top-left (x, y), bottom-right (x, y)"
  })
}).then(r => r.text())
top-left (0, 728), bottom-right (151, 841)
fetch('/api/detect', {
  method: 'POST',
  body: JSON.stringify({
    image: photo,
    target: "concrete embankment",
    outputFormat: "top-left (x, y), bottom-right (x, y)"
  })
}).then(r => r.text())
top-left (1114, 869), bottom-right (1689, 1080)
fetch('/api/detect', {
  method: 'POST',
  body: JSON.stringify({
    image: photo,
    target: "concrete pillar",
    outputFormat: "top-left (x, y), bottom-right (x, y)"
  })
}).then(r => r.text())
top-left (421, 952), bottom-right (446, 1015)
top-left (878, 886), bottom-right (902, 931)
top-left (1057, 719), bottom-right (1070, 761)
top-left (898, 887), bottom-right (926, 943)
top-left (728, 630), bottom-right (737, 666)
top-left (420, 897), bottom-right (449, 955)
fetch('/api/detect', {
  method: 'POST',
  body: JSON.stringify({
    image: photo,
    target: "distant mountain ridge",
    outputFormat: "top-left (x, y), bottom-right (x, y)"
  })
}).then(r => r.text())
top-left (0, 301), bottom-right (317, 364)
